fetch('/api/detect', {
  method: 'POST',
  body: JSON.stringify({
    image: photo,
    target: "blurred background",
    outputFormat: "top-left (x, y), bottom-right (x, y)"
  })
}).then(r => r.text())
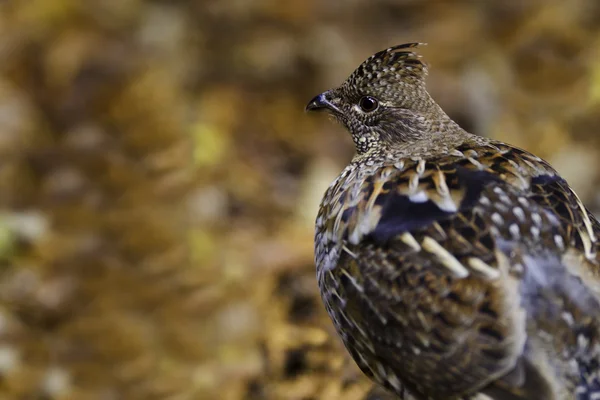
top-left (0, 0), bottom-right (598, 399)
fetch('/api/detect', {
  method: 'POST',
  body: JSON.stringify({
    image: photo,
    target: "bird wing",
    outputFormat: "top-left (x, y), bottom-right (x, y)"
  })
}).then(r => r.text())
top-left (317, 142), bottom-right (600, 399)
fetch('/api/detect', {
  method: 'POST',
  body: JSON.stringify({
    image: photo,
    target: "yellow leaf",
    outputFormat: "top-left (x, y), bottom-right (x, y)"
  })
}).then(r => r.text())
top-left (191, 123), bottom-right (229, 167)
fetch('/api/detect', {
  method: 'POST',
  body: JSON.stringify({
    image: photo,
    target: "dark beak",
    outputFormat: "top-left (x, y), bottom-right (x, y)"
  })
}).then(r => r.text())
top-left (305, 91), bottom-right (341, 114)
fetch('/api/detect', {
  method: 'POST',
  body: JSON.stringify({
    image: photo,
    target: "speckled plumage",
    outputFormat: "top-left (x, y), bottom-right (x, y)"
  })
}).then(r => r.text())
top-left (307, 43), bottom-right (600, 400)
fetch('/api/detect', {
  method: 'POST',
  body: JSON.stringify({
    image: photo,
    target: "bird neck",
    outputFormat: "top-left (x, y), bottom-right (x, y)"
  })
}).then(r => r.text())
top-left (354, 102), bottom-right (467, 157)
top-left (352, 127), bottom-right (476, 165)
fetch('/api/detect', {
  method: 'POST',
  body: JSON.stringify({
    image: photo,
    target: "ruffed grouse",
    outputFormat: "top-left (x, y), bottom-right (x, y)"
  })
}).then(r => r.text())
top-left (306, 43), bottom-right (600, 399)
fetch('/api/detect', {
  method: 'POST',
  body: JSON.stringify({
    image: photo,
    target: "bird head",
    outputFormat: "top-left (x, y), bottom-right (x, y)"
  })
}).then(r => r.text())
top-left (307, 43), bottom-right (455, 154)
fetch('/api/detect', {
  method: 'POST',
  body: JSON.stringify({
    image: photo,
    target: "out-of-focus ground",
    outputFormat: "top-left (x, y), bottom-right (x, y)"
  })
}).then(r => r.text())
top-left (0, 1), bottom-right (598, 399)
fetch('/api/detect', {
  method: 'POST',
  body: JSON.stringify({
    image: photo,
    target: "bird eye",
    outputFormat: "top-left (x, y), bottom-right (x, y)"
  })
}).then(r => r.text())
top-left (358, 96), bottom-right (379, 113)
